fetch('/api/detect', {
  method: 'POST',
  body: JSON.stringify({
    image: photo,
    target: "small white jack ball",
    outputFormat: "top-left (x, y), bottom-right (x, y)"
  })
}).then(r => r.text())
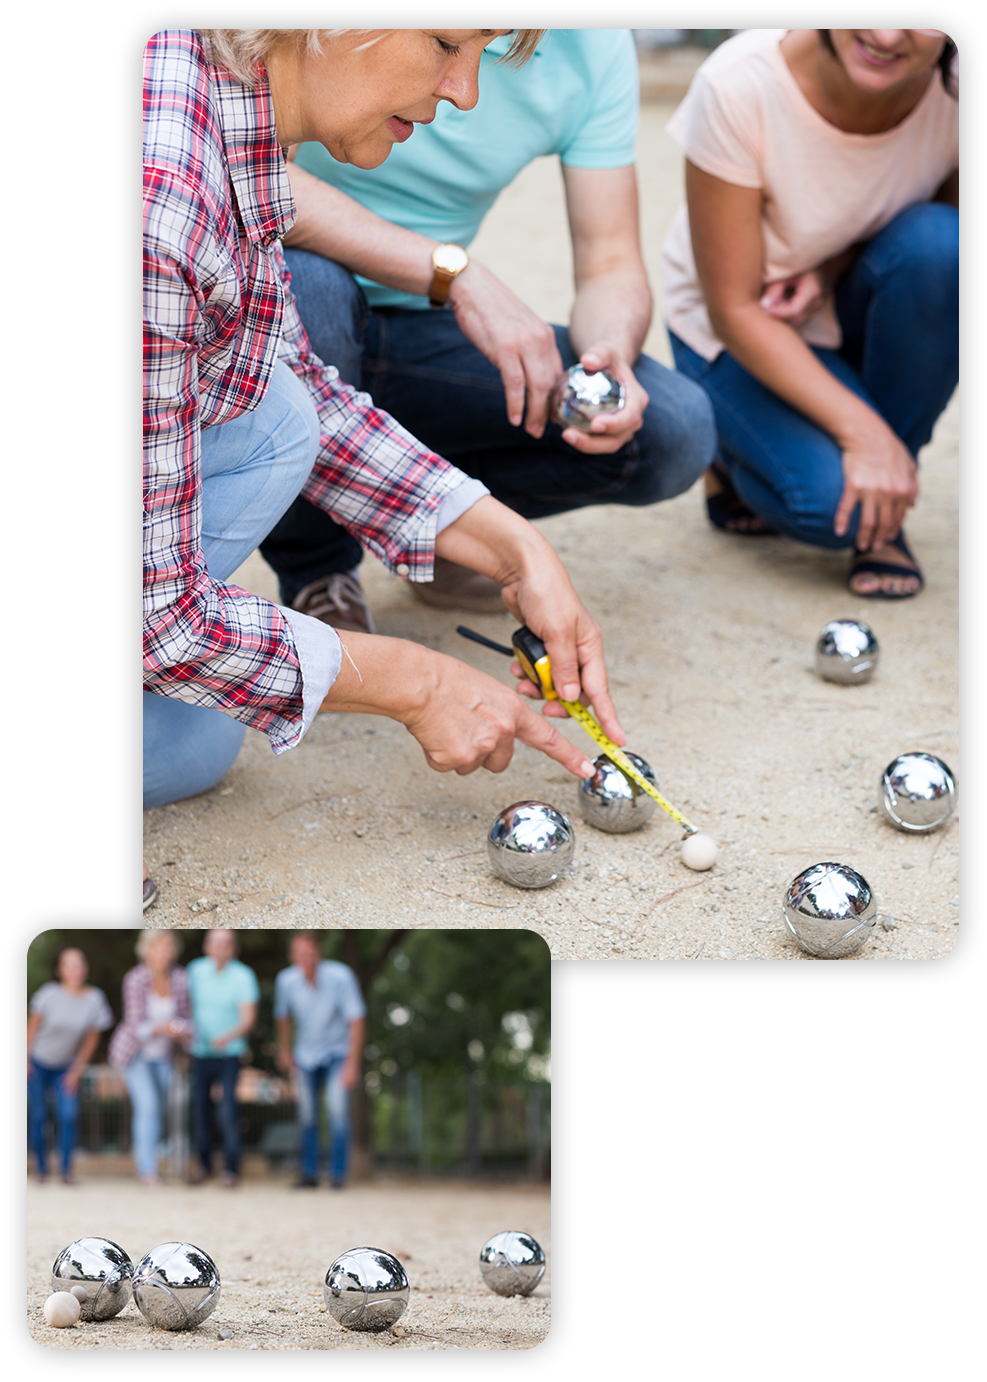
top-left (681, 833), bottom-right (718, 871)
top-left (70, 1285), bottom-right (88, 1303)
top-left (44, 1292), bottom-right (82, 1327)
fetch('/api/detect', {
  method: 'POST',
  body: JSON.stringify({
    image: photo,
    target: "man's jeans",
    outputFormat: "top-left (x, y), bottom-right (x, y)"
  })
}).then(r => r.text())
top-left (260, 249), bottom-right (717, 603)
top-left (191, 1055), bottom-right (242, 1176)
top-left (295, 1058), bottom-right (352, 1183)
top-left (123, 1056), bottom-right (173, 1179)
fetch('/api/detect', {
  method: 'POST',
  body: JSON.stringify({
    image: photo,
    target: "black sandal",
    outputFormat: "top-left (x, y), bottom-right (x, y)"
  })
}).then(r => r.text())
top-left (705, 463), bottom-right (777, 536)
top-left (847, 531), bottom-right (925, 600)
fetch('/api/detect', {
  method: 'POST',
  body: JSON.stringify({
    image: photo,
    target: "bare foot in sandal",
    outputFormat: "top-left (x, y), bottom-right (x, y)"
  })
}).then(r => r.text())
top-left (848, 531), bottom-right (924, 599)
top-left (704, 463), bottom-right (777, 535)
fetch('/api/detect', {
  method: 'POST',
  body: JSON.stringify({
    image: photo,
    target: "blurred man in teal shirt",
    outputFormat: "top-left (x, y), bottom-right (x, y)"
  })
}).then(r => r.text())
top-left (187, 930), bottom-right (258, 1187)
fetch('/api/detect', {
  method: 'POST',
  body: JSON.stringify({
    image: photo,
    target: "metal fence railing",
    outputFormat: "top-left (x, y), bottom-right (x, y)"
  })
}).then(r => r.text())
top-left (32, 1066), bottom-right (550, 1180)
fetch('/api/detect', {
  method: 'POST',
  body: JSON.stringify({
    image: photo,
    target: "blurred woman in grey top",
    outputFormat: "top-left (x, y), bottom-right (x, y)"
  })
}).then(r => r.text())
top-left (274, 933), bottom-right (366, 1188)
top-left (27, 947), bottom-right (113, 1183)
top-left (109, 932), bottom-right (192, 1187)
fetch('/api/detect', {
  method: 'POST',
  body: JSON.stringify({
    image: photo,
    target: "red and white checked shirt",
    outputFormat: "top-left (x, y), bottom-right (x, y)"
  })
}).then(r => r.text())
top-left (143, 30), bottom-right (476, 751)
top-left (108, 964), bottom-right (192, 1069)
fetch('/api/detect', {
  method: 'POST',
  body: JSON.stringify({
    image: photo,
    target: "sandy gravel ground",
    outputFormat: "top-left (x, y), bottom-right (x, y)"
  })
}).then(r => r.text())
top-left (26, 1175), bottom-right (550, 1351)
top-left (142, 104), bottom-right (960, 960)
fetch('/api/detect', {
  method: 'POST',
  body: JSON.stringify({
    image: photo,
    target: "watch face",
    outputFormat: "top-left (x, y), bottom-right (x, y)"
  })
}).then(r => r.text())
top-left (433, 243), bottom-right (469, 274)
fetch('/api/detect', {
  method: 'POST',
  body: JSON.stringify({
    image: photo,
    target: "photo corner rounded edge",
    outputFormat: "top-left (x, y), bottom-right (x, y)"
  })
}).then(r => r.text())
top-left (4, 906), bottom-right (109, 961)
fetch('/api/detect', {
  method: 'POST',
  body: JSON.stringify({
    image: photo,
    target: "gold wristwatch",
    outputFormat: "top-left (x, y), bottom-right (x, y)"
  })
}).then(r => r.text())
top-left (428, 243), bottom-right (469, 308)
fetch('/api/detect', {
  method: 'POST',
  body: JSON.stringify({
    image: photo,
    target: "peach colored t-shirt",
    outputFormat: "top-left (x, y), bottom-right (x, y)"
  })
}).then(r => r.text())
top-left (661, 30), bottom-right (959, 361)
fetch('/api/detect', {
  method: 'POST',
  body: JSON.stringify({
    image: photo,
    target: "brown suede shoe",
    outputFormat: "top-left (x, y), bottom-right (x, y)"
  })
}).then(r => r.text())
top-left (292, 572), bottom-right (376, 634)
top-left (410, 556), bottom-right (505, 613)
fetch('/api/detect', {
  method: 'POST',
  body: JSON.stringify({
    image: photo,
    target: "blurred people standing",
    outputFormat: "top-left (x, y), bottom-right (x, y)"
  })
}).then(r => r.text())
top-left (27, 947), bottom-right (113, 1184)
top-left (275, 933), bottom-right (366, 1188)
top-left (187, 930), bottom-right (258, 1187)
top-left (109, 932), bottom-right (191, 1187)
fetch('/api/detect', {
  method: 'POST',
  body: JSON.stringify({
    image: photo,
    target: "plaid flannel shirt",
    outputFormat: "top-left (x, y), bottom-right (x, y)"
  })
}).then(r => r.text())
top-left (108, 964), bottom-right (192, 1069)
top-left (143, 31), bottom-right (475, 751)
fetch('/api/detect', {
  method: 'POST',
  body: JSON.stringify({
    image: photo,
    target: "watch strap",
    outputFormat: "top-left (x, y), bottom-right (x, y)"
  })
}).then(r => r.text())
top-left (428, 265), bottom-right (456, 309)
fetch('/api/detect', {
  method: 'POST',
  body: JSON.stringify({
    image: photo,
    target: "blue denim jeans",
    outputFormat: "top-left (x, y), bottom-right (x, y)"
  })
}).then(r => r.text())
top-left (28, 1061), bottom-right (78, 1177)
top-left (669, 202), bottom-right (959, 549)
top-left (260, 248), bottom-right (717, 602)
top-left (123, 1056), bottom-right (173, 1179)
top-left (191, 1055), bottom-right (242, 1176)
top-left (295, 1058), bottom-right (351, 1183)
top-left (143, 359), bottom-right (322, 808)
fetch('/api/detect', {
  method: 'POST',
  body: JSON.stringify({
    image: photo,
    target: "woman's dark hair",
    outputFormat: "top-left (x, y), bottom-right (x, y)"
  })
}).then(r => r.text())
top-left (52, 946), bottom-right (88, 981)
top-left (819, 31), bottom-right (958, 99)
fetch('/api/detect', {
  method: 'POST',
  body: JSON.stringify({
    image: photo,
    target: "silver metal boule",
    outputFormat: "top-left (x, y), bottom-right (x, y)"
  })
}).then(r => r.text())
top-left (479, 1231), bottom-right (547, 1297)
top-left (578, 752), bottom-right (657, 833)
top-left (552, 364), bottom-right (625, 431)
top-left (323, 1247), bottom-right (410, 1332)
top-left (881, 752), bottom-right (956, 832)
top-left (814, 619), bottom-right (879, 684)
top-left (132, 1241), bottom-right (221, 1330)
top-left (51, 1237), bottom-right (133, 1321)
top-left (782, 862), bottom-right (878, 958)
top-left (487, 801), bottom-right (575, 889)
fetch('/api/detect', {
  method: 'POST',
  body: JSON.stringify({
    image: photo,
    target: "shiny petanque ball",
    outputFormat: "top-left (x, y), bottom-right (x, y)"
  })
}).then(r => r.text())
top-left (488, 801), bottom-right (575, 889)
top-left (881, 752), bottom-right (956, 833)
top-left (578, 751), bottom-right (657, 833)
top-left (782, 862), bottom-right (878, 959)
top-left (552, 363), bottom-right (625, 431)
top-left (479, 1231), bottom-right (547, 1298)
top-left (132, 1242), bottom-right (221, 1331)
top-left (323, 1247), bottom-right (410, 1332)
top-left (51, 1237), bottom-right (133, 1321)
top-left (814, 619), bottom-right (879, 684)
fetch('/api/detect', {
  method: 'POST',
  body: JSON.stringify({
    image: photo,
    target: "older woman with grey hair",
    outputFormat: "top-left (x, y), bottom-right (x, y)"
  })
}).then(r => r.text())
top-left (144, 28), bottom-right (623, 907)
top-left (109, 933), bottom-right (191, 1186)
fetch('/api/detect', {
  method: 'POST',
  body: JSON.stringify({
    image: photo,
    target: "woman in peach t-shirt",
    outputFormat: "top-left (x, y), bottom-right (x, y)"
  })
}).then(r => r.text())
top-left (662, 29), bottom-right (958, 598)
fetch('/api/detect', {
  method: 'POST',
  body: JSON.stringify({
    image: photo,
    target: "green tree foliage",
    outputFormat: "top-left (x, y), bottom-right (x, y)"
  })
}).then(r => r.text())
top-left (26, 928), bottom-right (550, 1079)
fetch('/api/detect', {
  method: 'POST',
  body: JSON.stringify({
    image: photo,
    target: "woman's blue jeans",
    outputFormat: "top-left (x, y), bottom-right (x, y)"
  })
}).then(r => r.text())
top-left (143, 360), bottom-right (321, 808)
top-left (28, 1062), bottom-right (78, 1176)
top-left (670, 202), bottom-right (959, 549)
top-left (259, 247), bottom-right (717, 603)
top-left (123, 1056), bottom-right (173, 1178)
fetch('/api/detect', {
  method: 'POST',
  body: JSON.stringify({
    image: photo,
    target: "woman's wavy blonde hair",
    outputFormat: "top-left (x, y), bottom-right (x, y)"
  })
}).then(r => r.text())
top-left (199, 29), bottom-right (543, 87)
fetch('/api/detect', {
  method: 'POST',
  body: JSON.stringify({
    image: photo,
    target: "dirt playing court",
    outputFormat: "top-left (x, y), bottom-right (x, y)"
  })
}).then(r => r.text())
top-left (27, 1175), bottom-right (550, 1351)
top-left (142, 104), bottom-right (960, 960)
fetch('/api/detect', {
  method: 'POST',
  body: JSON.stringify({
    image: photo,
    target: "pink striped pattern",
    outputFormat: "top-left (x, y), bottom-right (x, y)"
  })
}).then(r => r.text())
top-left (2, 342), bottom-right (112, 939)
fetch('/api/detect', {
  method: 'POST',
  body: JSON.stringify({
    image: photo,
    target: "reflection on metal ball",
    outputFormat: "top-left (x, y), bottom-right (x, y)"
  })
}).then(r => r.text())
top-left (782, 862), bottom-right (878, 959)
top-left (487, 801), bottom-right (575, 889)
top-left (51, 1237), bottom-right (133, 1321)
top-left (578, 752), bottom-right (657, 833)
top-left (814, 619), bottom-right (879, 684)
top-left (881, 752), bottom-right (956, 832)
top-left (552, 364), bottom-right (625, 431)
top-left (132, 1242), bottom-right (221, 1331)
top-left (323, 1247), bottom-right (410, 1332)
top-left (479, 1231), bottom-right (547, 1297)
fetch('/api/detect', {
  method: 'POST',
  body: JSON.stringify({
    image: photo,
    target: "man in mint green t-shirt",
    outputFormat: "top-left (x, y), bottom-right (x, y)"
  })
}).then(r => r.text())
top-left (261, 29), bottom-right (715, 630)
top-left (187, 930), bottom-right (259, 1186)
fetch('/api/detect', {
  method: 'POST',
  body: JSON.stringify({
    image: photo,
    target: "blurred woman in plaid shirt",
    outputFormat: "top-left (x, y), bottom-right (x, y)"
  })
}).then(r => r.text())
top-left (143, 29), bottom-right (625, 907)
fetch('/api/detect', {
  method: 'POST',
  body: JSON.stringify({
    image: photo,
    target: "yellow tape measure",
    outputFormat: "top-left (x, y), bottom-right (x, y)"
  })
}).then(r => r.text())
top-left (457, 624), bottom-right (698, 836)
